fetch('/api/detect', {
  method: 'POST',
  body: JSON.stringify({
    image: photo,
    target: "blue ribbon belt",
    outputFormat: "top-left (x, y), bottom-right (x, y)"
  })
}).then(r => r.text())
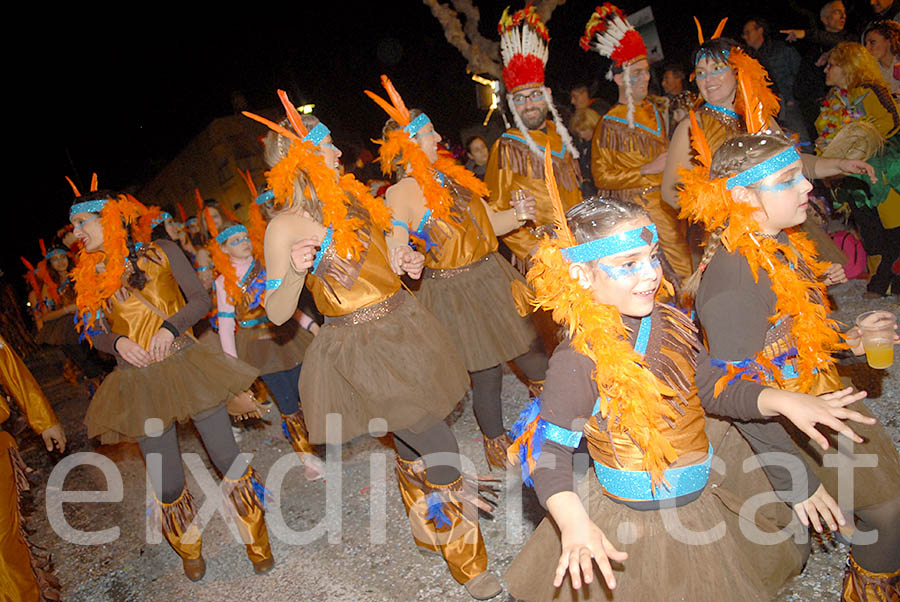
top-left (593, 443), bottom-right (713, 502)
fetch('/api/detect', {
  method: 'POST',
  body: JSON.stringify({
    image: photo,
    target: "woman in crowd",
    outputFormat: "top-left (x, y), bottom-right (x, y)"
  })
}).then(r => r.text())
top-left (817, 41), bottom-right (900, 298)
top-left (69, 191), bottom-right (273, 581)
top-left (368, 76), bottom-right (547, 471)
top-left (864, 20), bottom-right (900, 98)
top-left (247, 91), bottom-right (502, 600)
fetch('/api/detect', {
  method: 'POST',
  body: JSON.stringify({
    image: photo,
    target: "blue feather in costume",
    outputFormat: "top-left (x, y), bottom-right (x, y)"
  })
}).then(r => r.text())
top-left (425, 493), bottom-right (453, 529)
top-left (507, 398), bottom-right (547, 488)
top-left (250, 476), bottom-right (273, 510)
top-left (75, 310), bottom-right (105, 344)
top-left (710, 348), bottom-right (797, 384)
top-left (409, 228), bottom-right (437, 253)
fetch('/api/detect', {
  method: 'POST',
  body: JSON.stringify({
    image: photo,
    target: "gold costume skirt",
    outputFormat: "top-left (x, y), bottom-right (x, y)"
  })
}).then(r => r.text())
top-left (418, 253), bottom-right (536, 372)
top-left (85, 340), bottom-right (258, 444)
top-left (505, 417), bottom-right (805, 602)
top-left (35, 315), bottom-right (78, 346)
top-left (235, 319), bottom-right (313, 375)
top-left (299, 291), bottom-right (468, 444)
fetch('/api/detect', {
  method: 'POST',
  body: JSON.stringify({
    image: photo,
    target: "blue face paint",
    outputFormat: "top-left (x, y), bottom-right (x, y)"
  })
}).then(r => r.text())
top-left (73, 215), bottom-right (99, 230)
top-left (695, 64), bottom-right (731, 80)
top-left (755, 172), bottom-right (807, 192)
top-left (595, 256), bottom-right (661, 280)
top-left (228, 235), bottom-right (251, 247)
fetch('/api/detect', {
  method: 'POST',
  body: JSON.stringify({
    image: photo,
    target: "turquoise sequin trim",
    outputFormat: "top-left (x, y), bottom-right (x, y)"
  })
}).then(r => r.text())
top-left (593, 443), bottom-right (713, 501)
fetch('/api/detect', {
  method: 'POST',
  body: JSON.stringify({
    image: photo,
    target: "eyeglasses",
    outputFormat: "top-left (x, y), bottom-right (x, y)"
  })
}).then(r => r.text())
top-left (629, 70), bottom-right (650, 83)
top-left (511, 89), bottom-right (545, 105)
top-left (695, 65), bottom-right (731, 80)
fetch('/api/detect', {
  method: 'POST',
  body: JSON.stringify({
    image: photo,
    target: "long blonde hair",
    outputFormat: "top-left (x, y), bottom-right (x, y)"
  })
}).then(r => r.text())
top-left (829, 42), bottom-right (889, 90)
top-left (262, 114), bottom-right (325, 222)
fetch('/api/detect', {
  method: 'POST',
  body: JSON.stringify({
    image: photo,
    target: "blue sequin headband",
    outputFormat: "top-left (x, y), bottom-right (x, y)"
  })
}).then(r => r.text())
top-left (45, 248), bottom-right (68, 259)
top-left (302, 122), bottom-right (330, 146)
top-left (561, 224), bottom-right (659, 263)
top-left (726, 147), bottom-right (801, 190)
top-left (152, 212), bottom-right (172, 228)
top-left (694, 47), bottom-right (730, 66)
top-left (216, 224), bottom-right (247, 245)
top-left (255, 190), bottom-right (275, 205)
top-left (403, 113), bottom-right (431, 137)
top-left (70, 199), bottom-right (108, 217)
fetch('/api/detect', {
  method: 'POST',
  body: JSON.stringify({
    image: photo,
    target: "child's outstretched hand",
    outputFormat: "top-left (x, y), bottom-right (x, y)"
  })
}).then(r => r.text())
top-left (757, 387), bottom-right (874, 450)
top-left (547, 492), bottom-right (628, 591)
top-left (793, 483), bottom-right (845, 533)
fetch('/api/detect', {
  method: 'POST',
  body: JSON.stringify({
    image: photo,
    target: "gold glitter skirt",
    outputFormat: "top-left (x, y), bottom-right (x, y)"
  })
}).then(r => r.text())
top-left (85, 341), bottom-right (259, 445)
top-left (299, 291), bottom-right (468, 444)
top-left (418, 253), bottom-right (536, 372)
top-left (235, 319), bottom-right (313, 375)
top-left (505, 417), bottom-right (805, 601)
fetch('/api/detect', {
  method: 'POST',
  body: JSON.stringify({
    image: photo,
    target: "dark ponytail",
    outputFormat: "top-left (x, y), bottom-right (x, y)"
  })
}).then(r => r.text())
top-left (125, 229), bottom-right (148, 291)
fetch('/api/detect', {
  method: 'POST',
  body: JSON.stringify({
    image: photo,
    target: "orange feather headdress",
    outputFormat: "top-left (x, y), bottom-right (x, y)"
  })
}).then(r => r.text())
top-left (366, 75), bottom-right (486, 222)
top-left (243, 90), bottom-right (390, 261)
top-left (510, 146), bottom-right (681, 484)
top-left (65, 173), bottom-right (99, 198)
top-left (237, 168), bottom-right (268, 262)
top-left (203, 209), bottom-right (244, 307)
top-left (70, 194), bottom-right (145, 343)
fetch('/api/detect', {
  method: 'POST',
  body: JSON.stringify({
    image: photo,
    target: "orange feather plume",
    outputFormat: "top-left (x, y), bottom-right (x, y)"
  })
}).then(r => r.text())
top-left (238, 169), bottom-right (268, 262)
top-left (364, 75), bottom-right (411, 127)
top-left (730, 48), bottom-right (780, 133)
top-left (242, 111), bottom-right (301, 142)
top-left (712, 17), bottom-right (728, 39)
top-left (66, 176), bottom-right (81, 198)
top-left (543, 145), bottom-right (575, 247)
top-left (688, 110), bottom-right (713, 170)
top-left (277, 89), bottom-right (309, 139)
top-left (90, 173), bottom-right (98, 192)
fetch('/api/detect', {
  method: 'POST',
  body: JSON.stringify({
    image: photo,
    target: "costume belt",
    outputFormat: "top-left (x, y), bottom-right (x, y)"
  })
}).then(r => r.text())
top-left (423, 254), bottom-right (493, 280)
top-left (238, 316), bottom-right (270, 329)
top-left (324, 290), bottom-right (406, 328)
top-left (594, 443), bottom-right (713, 503)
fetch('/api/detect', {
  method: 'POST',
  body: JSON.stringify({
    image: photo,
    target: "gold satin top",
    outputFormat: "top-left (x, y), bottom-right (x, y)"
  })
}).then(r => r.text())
top-left (0, 335), bottom-right (57, 432)
top-left (107, 243), bottom-right (192, 350)
top-left (592, 96), bottom-right (669, 201)
top-left (584, 306), bottom-right (709, 471)
top-left (486, 122), bottom-right (582, 260)
top-left (306, 227), bottom-right (401, 317)
top-left (694, 104), bottom-right (746, 158)
top-left (415, 178), bottom-right (499, 270)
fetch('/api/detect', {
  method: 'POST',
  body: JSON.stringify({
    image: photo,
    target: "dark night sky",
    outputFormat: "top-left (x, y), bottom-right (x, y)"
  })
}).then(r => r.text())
top-left (9, 0), bottom-right (872, 289)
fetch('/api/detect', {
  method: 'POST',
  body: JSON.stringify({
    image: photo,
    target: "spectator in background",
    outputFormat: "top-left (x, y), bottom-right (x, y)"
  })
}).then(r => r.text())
top-left (865, 0), bottom-right (899, 33)
top-left (568, 108), bottom-right (600, 198)
top-left (743, 17), bottom-right (811, 142)
top-left (864, 20), bottom-right (900, 98)
top-left (463, 135), bottom-right (489, 180)
top-left (783, 1), bottom-right (854, 139)
top-left (569, 83), bottom-right (611, 117)
top-left (660, 63), bottom-right (699, 134)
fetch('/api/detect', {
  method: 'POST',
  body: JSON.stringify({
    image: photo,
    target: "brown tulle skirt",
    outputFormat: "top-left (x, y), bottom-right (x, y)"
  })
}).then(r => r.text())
top-left (417, 253), bottom-right (536, 372)
top-left (505, 418), bottom-right (805, 602)
top-left (299, 291), bottom-right (469, 444)
top-left (235, 319), bottom-right (313, 375)
top-left (85, 341), bottom-right (259, 445)
top-left (35, 316), bottom-right (78, 346)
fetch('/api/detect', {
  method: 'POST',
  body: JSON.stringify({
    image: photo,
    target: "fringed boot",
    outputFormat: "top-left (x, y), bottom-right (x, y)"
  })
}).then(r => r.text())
top-left (394, 455), bottom-right (502, 600)
top-left (149, 488), bottom-right (204, 581)
top-left (842, 554), bottom-right (900, 602)
top-left (282, 411), bottom-right (323, 480)
top-left (222, 467), bottom-right (274, 575)
top-left (482, 433), bottom-right (513, 471)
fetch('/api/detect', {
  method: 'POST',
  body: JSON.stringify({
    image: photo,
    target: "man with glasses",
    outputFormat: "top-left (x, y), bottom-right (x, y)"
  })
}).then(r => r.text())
top-left (581, 4), bottom-right (693, 279)
top-left (485, 5), bottom-right (583, 265)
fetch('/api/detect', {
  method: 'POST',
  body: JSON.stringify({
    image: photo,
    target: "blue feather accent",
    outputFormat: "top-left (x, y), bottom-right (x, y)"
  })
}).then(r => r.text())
top-left (281, 421), bottom-right (290, 440)
top-left (710, 348), bottom-right (797, 385)
top-left (425, 493), bottom-right (452, 529)
top-left (250, 476), bottom-right (272, 510)
top-left (75, 310), bottom-right (105, 343)
top-left (409, 228), bottom-right (437, 253)
top-left (508, 398), bottom-right (546, 488)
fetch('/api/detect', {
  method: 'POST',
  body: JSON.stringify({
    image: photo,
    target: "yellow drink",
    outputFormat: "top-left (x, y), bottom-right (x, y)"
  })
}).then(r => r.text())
top-left (864, 339), bottom-right (894, 369)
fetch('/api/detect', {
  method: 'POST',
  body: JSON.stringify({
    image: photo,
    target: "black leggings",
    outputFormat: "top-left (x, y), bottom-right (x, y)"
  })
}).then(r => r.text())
top-left (471, 337), bottom-right (548, 439)
top-left (260, 363), bottom-right (302, 416)
top-left (138, 405), bottom-right (246, 503)
top-left (852, 495), bottom-right (900, 573)
top-left (394, 421), bottom-right (461, 486)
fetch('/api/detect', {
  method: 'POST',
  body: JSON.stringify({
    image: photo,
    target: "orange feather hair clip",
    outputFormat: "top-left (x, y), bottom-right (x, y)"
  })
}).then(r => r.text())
top-left (238, 168), bottom-right (268, 262)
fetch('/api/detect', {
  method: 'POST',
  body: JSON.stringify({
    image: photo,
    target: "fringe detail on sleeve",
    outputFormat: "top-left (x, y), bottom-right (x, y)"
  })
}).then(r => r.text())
top-left (9, 446), bottom-right (62, 601)
top-left (596, 117), bottom-right (668, 159)
top-left (497, 135), bottom-right (580, 192)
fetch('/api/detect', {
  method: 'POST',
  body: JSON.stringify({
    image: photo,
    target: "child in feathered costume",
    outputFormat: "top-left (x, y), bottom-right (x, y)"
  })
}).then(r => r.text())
top-left (367, 74), bottom-right (547, 474)
top-left (681, 126), bottom-right (900, 601)
top-left (502, 148), bottom-right (876, 601)
top-left (205, 212), bottom-right (323, 481)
